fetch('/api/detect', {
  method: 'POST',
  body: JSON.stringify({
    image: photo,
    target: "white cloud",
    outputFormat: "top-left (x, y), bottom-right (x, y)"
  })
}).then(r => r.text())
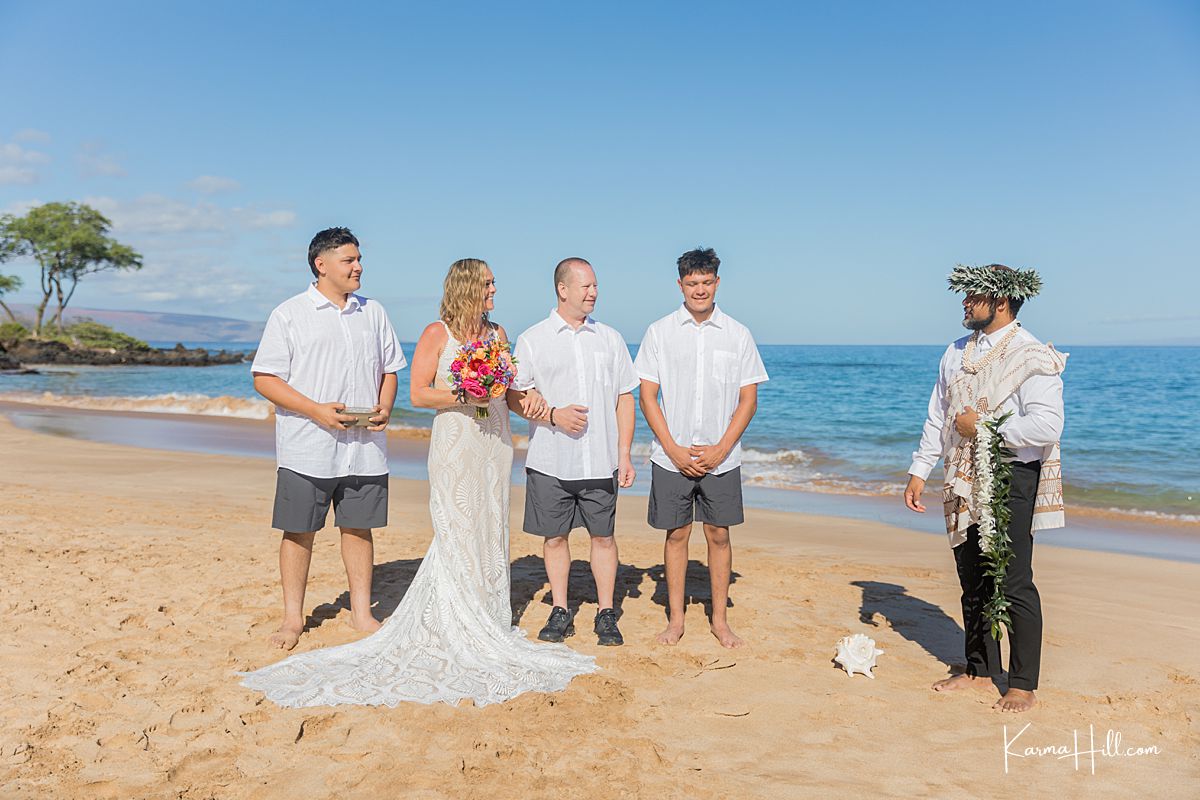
top-left (13, 128), bottom-right (51, 144)
top-left (83, 194), bottom-right (296, 234)
top-left (0, 166), bottom-right (37, 185)
top-left (86, 194), bottom-right (226, 233)
top-left (187, 175), bottom-right (241, 194)
top-left (102, 255), bottom-right (260, 306)
top-left (55, 193), bottom-right (296, 314)
top-left (0, 141), bottom-right (51, 185)
top-left (12, 190), bottom-right (298, 318)
top-left (1, 198), bottom-right (43, 216)
top-left (1101, 312), bottom-right (1200, 325)
top-left (77, 141), bottom-right (127, 178)
top-left (138, 290), bottom-right (181, 302)
top-left (247, 209), bottom-right (296, 228)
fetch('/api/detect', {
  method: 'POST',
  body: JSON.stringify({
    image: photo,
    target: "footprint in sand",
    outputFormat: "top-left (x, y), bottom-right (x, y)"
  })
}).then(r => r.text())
top-left (293, 713), bottom-right (350, 746)
top-left (167, 748), bottom-right (233, 785)
top-left (238, 709), bottom-right (272, 726)
top-left (97, 731), bottom-right (150, 753)
top-left (168, 704), bottom-right (221, 731)
top-left (6, 743), bottom-right (32, 765)
top-left (117, 614), bottom-right (146, 630)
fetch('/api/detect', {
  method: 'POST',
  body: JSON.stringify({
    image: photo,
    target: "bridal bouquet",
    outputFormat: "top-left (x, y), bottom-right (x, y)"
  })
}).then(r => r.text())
top-left (447, 338), bottom-right (517, 418)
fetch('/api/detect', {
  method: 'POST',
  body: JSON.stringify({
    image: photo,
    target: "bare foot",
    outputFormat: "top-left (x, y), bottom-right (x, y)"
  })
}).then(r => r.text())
top-left (269, 622), bottom-right (303, 650)
top-left (710, 622), bottom-right (743, 649)
top-left (348, 614), bottom-right (382, 634)
top-left (994, 688), bottom-right (1037, 712)
top-left (931, 673), bottom-right (992, 692)
top-left (655, 623), bottom-right (685, 645)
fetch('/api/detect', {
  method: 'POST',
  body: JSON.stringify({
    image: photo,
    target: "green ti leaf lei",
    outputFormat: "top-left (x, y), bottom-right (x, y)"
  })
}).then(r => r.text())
top-left (975, 411), bottom-right (1016, 641)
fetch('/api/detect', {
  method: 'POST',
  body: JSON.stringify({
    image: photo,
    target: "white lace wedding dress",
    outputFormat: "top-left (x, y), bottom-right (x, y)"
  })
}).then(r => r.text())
top-left (240, 327), bottom-right (597, 707)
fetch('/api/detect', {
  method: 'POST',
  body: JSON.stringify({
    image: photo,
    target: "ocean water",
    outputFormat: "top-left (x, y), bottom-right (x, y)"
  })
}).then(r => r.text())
top-left (2, 342), bottom-right (1196, 522)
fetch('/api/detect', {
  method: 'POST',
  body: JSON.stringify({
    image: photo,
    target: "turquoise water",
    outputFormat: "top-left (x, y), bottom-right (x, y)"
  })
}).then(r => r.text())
top-left (3, 342), bottom-right (1196, 521)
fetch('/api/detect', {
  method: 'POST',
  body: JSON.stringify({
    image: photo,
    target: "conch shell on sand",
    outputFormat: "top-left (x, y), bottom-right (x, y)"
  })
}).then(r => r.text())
top-left (834, 634), bottom-right (884, 678)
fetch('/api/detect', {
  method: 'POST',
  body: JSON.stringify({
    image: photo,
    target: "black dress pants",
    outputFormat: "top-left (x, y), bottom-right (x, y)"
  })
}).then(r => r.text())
top-left (952, 459), bottom-right (1043, 691)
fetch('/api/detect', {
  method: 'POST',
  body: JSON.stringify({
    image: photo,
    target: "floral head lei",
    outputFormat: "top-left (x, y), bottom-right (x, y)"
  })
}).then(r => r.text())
top-left (947, 264), bottom-right (1042, 301)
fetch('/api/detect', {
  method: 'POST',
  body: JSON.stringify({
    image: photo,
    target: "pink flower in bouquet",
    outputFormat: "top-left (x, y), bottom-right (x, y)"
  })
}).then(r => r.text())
top-left (447, 337), bottom-right (517, 418)
top-left (461, 378), bottom-right (487, 398)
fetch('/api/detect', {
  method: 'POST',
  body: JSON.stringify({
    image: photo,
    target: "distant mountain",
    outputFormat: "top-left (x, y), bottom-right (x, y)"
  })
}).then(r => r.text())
top-left (7, 304), bottom-right (264, 344)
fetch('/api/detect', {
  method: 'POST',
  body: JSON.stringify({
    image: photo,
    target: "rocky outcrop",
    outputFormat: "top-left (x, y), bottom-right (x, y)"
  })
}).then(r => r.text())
top-left (0, 343), bottom-right (23, 371)
top-left (4, 340), bottom-right (247, 367)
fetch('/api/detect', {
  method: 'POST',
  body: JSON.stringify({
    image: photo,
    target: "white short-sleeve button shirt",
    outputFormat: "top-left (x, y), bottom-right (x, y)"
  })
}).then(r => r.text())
top-left (251, 284), bottom-right (407, 478)
top-left (635, 304), bottom-right (769, 475)
top-left (513, 310), bottom-right (638, 481)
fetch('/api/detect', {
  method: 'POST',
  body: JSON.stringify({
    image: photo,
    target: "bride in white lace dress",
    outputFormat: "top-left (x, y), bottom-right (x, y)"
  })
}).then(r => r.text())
top-left (240, 259), bottom-right (596, 707)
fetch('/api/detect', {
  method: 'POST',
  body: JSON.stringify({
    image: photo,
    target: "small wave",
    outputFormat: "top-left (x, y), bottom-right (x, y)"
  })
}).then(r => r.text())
top-left (0, 391), bottom-right (272, 419)
top-left (1083, 506), bottom-right (1200, 525)
top-left (741, 448), bottom-right (811, 465)
top-left (743, 469), bottom-right (899, 496)
top-left (630, 442), bottom-right (812, 465)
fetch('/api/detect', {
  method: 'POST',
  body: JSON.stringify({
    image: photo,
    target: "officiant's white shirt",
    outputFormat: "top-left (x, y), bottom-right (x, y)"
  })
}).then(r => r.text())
top-left (513, 310), bottom-right (638, 481)
top-left (252, 284), bottom-right (406, 478)
top-left (634, 305), bottom-right (769, 475)
top-left (909, 321), bottom-right (1064, 481)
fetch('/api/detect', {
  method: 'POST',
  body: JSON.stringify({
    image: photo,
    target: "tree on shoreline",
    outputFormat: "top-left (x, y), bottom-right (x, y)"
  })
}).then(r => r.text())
top-left (1, 233), bottom-right (23, 323)
top-left (0, 202), bottom-right (142, 337)
top-left (0, 273), bottom-right (20, 324)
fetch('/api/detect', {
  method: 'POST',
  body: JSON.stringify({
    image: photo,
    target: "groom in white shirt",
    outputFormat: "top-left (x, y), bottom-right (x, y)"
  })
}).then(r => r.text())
top-left (636, 248), bottom-right (769, 649)
top-left (250, 228), bottom-right (406, 651)
top-left (510, 258), bottom-right (637, 647)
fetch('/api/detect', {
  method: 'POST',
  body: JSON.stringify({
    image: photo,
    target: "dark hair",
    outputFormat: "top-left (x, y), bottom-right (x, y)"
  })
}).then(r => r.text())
top-left (677, 247), bottom-right (720, 278)
top-left (553, 257), bottom-right (591, 291)
top-left (983, 263), bottom-right (1025, 316)
top-left (308, 227), bottom-right (360, 278)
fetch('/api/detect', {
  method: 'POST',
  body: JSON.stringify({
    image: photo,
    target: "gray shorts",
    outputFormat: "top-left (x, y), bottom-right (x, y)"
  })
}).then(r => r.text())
top-left (523, 468), bottom-right (618, 538)
top-left (271, 468), bottom-right (388, 532)
top-left (648, 463), bottom-right (744, 530)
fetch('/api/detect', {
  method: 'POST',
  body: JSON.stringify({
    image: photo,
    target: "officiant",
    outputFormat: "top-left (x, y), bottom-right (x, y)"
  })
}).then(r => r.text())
top-left (903, 264), bottom-right (1066, 713)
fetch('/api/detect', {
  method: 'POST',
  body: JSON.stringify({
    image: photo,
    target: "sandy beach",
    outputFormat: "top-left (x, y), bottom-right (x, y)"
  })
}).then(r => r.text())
top-left (1, 412), bottom-right (1197, 799)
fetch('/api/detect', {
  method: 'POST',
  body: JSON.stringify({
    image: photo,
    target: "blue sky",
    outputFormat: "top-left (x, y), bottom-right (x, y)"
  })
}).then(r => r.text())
top-left (1, 2), bottom-right (1197, 344)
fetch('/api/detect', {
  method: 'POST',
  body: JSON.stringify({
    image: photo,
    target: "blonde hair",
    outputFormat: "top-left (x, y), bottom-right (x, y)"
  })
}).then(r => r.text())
top-left (439, 258), bottom-right (490, 341)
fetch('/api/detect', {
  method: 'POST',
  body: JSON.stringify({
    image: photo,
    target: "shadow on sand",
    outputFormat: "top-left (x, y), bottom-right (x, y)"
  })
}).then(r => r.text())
top-left (851, 580), bottom-right (987, 680)
top-left (304, 557), bottom-right (424, 633)
top-left (643, 560), bottom-right (741, 623)
top-left (304, 555), bottom-right (744, 637)
top-left (509, 554), bottom-right (649, 627)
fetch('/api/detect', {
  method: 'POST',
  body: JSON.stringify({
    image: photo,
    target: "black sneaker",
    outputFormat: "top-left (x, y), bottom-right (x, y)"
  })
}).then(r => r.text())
top-left (594, 608), bottom-right (623, 646)
top-left (538, 606), bottom-right (575, 642)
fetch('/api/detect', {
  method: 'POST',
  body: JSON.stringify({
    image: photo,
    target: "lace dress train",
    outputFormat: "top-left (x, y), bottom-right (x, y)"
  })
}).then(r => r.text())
top-left (240, 333), bottom-right (596, 707)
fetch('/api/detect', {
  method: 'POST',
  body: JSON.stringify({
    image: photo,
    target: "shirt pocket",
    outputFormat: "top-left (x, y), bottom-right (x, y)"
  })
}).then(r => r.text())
top-left (711, 349), bottom-right (739, 384)
top-left (594, 351), bottom-right (615, 389)
top-left (359, 329), bottom-right (382, 371)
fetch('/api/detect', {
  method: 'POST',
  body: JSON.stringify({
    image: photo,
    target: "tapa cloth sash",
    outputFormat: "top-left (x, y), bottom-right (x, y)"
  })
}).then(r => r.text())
top-left (942, 341), bottom-right (1067, 548)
